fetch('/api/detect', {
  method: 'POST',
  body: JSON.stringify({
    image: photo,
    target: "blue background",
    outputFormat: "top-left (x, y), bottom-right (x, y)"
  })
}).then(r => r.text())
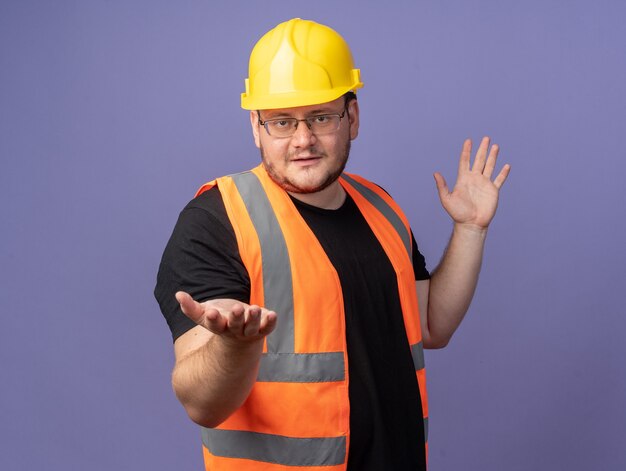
top-left (2, 1), bottom-right (625, 469)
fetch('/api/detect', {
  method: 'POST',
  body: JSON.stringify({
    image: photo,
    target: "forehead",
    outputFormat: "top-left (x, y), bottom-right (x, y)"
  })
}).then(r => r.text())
top-left (260, 96), bottom-right (344, 118)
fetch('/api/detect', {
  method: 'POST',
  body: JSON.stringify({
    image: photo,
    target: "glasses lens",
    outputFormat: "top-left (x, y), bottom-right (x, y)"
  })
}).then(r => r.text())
top-left (309, 115), bottom-right (341, 134)
top-left (266, 119), bottom-right (297, 137)
top-left (263, 112), bottom-right (343, 137)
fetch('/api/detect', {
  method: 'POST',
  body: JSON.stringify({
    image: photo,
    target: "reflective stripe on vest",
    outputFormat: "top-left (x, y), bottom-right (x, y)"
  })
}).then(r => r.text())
top-left (202, 428), bottom-right (346, 467)
top-left (411, 341), bottom-right (426, 371)
top-left (198, 167), bottom-right (428, 469)
top-left (231, 171), bottom-right (295, 353)
top-left (340, 173), bottom-right (412, 258)
top-left (258, 351), bottom-right (345, 382)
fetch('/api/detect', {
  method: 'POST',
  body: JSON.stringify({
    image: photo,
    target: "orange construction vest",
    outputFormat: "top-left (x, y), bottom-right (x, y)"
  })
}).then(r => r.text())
top-left (195, 165), bottom-right (428, 470)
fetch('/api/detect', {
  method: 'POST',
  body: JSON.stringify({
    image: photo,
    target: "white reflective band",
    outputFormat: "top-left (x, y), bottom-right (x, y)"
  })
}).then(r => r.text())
top-left (202, 428), bottom-right (346, 466)
top-left (411, 341), bottom-right (425, 371)
top-left (257, 351), bottom-right (345, 382)
top-left (231, 171), bottom-right (295, 353)
top-left (341, 174), bottom-right (412, 259)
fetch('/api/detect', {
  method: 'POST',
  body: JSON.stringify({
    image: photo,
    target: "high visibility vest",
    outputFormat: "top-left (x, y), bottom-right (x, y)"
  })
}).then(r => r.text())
top-left (195, 165), bottom-right (428, 470)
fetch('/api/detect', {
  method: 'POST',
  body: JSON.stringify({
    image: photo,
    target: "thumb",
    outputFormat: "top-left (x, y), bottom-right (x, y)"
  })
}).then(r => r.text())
top-left (175, 291), bottom-right (206, 324)
top-left (433, 172), bottom-right (449, 200)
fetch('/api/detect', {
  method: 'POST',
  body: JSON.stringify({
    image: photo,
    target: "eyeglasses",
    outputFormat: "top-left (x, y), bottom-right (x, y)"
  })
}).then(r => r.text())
top-left (258, 108), bottom-right (348, 138)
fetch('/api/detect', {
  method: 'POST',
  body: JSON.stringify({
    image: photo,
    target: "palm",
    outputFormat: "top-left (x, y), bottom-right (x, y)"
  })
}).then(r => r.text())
top-left (435, 137), bottom-right (510, 229)
top-left (175, 292), bottom-right (277, 341)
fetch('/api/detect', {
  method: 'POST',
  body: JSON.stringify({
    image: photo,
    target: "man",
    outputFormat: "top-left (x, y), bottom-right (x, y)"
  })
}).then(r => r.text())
top-left (155, 18), bottom-right (510, 471)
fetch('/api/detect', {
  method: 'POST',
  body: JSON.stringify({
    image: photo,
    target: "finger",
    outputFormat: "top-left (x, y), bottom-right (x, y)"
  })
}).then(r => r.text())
top-left (493, 164), bottom-right (511, 189)
top-left (433, 172), bottom-right (449, 200)
top-left (483, 143), bottom-right (499, 179)
top-left (243, 305), bottom-right (262, 337)
top-left (258, 310), bottom-right (278, 336)
top-left (175, 291), bottom-right (206, 324)
top-left (471, 136), bottom-right (490, 173)
top-left (204, 307), bottom-right (228, 334)
top-left (226, 303), bottom-right (246, 335)
top-left (458, 138), bottom-right (472, 175)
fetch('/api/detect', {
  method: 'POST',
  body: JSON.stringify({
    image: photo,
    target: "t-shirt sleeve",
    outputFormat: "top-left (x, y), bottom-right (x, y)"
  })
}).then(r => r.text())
top-left (411, 231), bottom-right (430, 281)
top-left (154, 186), bottom-right (251, 342)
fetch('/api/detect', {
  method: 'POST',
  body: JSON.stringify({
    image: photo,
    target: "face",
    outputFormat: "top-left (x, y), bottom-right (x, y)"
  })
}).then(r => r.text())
top-left (250, 96), bottom-right (359, 194)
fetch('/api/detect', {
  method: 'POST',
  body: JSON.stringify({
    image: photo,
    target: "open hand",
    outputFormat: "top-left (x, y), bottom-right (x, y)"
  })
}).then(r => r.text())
top-left (434, 137), bottom-right (510, 230)
top-left (175, 292), bottom-right (277, 343)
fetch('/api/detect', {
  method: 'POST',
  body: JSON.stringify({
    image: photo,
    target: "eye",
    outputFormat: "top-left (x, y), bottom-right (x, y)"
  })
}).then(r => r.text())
top-left (271, 119), bottom-right (292, 128)
top-left (313, 115), bottom-right (330, 124)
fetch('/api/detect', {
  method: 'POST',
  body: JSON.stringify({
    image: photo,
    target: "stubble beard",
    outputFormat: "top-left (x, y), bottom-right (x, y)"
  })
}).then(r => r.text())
top-left (260, 139), bottom-right (352, 194)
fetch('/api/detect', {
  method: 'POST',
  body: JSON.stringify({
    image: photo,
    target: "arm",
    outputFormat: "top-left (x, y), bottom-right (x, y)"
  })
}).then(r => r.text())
top-left (419, 137), bottom-right (510, 349)
top-left (172, 293), bottom-right (277, 428)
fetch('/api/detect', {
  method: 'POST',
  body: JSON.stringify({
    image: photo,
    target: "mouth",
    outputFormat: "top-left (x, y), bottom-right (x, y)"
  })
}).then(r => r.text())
top-left (291, 155), bottom-right (322, 166)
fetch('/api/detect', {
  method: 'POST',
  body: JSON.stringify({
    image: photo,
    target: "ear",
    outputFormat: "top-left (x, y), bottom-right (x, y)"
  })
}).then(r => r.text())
top-left (250, 111), bottom-right (261, 148)
top-left (347, 99), bottom-right (360, 140)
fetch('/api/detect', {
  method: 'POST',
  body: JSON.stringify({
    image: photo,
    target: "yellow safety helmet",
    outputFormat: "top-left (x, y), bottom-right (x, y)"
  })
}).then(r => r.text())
top-left (241, 18), bottom-right (363, 110)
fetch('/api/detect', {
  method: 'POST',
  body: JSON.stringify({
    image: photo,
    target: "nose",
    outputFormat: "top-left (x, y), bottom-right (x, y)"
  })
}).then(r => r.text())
top-left (290, 120), bottom-right (317, 147)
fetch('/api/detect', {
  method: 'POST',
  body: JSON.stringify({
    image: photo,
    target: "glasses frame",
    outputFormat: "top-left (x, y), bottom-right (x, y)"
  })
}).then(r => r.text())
top-left (257, 106), bottom-right (348, 138)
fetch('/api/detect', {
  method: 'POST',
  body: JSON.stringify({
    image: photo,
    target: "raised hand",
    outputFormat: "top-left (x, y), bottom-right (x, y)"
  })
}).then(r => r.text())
top-left (175, 292), bottom-right (277, 343)
top-left (434, 137), bottom-right (510, 230)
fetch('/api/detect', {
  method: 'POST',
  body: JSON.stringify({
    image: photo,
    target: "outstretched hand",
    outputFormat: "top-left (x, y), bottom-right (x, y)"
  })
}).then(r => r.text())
top-left (434, 137), bottom-right (510, 230)
top-left (175, 292), bottom-right (277, 343)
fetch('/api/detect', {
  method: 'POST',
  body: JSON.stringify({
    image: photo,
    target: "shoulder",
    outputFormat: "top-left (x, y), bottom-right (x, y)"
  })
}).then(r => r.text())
top-left (342, 172), bottom-right (393, 198)
top-left (175, 186), bottom-right (233, 232)
top-left (185, 185), bottom-right (224, 213)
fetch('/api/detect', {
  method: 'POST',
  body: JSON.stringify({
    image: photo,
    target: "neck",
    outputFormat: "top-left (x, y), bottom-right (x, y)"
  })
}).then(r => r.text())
top-left (288, 181), bottom-right (346, 210)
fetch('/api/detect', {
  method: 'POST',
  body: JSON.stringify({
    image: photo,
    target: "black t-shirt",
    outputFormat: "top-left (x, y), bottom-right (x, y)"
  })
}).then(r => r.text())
top-left (155, 186), bottom-right (430, 470)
